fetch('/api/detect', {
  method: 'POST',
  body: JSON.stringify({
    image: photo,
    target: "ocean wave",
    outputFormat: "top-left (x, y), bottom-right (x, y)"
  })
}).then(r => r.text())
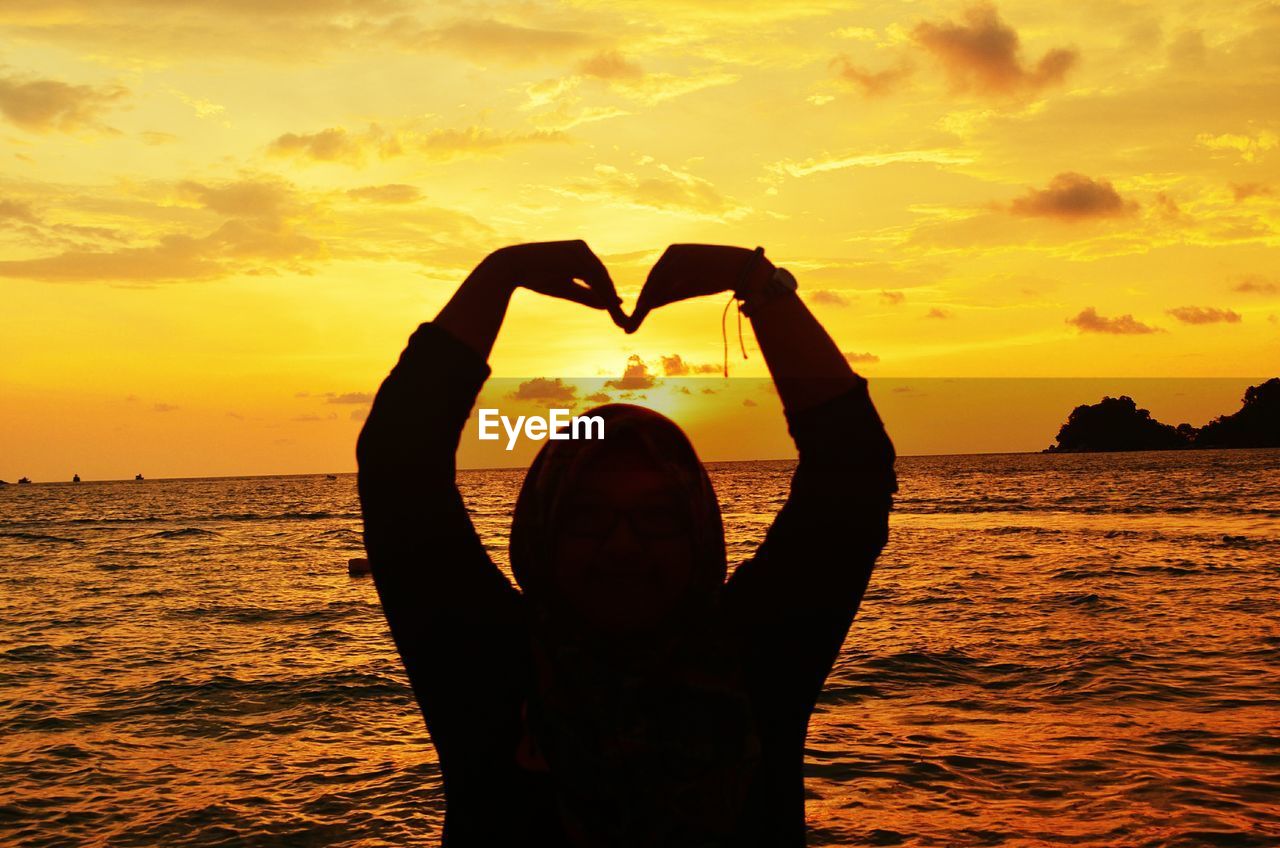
top-left (0, 530), bottom-right (82, 544)
top-left (148, 528), bottom-right (221, 539)
top-left (165, 599), bottom-right (378, 626)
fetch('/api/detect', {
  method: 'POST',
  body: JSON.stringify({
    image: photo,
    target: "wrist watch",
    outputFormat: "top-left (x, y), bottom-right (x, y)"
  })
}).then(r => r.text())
top-left (737, 249), bottom-right (798, 317)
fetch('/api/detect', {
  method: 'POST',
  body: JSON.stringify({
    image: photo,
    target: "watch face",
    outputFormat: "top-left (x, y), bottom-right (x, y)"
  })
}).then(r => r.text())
top-left (774, 267), bottom-right (798, 290)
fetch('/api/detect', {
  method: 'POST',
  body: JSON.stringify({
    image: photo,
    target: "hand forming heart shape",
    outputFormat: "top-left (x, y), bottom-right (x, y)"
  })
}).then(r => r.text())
top-left (496, 241), bottom-right (768, 335)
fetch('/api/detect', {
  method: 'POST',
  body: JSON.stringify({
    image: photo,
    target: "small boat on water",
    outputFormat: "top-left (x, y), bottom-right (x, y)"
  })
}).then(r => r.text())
top-left (18, 477), bottom-right (32, 484)
top-left (325, 474), bottom-right (338, 480)
top-left (135, 473), bottom-right (144, 481)
top-left (73, 474), bottom-right (81, 483)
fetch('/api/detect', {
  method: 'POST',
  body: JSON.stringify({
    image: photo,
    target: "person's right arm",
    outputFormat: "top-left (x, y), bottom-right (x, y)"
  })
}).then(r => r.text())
top-left (355, 242), bottom-right (622, 733)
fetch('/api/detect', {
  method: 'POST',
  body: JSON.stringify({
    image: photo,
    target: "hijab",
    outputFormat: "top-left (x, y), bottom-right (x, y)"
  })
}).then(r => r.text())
top-left (509, 404), bottom-right (761, 847)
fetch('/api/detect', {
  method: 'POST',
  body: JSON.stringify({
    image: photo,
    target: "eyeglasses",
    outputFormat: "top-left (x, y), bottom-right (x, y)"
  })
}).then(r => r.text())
top-left (556, 502), bottom-right (692, 540)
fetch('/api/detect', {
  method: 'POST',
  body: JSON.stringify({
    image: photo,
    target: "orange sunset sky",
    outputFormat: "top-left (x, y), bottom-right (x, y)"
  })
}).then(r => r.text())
top-left (2, 1), bottom-right (1277, 480)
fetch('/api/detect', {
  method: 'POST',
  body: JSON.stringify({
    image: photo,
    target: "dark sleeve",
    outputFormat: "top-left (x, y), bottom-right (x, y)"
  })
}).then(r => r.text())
top-left (722, 376), bottom-right (896, 701)
top-left (356, 321), bottom-right (526, 750)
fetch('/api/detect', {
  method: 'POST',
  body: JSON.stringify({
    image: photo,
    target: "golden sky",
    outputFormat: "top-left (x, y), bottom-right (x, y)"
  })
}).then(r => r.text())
top-left (2, 1), bottom-right (1277, 479)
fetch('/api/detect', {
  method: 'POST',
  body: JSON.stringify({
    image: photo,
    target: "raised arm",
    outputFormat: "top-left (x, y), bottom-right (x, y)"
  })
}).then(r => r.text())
top-left (729, 249), bottom-right (897, 625)
top-left (355, 241), bottom-right (622, 733)
top-left (632, 244), bottom-right (896, 687)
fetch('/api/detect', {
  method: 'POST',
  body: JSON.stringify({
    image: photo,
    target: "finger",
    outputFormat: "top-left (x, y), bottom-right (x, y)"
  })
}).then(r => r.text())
top-left (519, 240), bottom-right (615, 300)
top-left (639, 245), bottom-right (689, 308)
top-left (557, 277), bottom-right (612, 309)
top-left (570, 240), bottom-right (620, 304)
top-left (606, 300), bottom-right (631, 330)
top-left (624, 303), bottom-right (650, 334)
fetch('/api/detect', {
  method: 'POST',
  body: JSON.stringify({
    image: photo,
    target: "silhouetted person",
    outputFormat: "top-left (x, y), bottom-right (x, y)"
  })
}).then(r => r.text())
top-left (357, 241), bottom-right (897, 847)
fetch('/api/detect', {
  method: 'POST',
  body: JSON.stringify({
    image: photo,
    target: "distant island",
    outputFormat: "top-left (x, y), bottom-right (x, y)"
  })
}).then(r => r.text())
top-left (1045, 378), bottom-right (1280, 452)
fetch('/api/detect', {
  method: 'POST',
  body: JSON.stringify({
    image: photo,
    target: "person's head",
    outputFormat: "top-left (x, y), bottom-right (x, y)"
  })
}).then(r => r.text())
top-left (509, 404), bottom-right (726, 638)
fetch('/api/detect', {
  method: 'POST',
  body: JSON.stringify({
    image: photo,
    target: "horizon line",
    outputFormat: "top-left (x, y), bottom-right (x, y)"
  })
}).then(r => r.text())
top-left (9, 444), bottom-right (1280, 485)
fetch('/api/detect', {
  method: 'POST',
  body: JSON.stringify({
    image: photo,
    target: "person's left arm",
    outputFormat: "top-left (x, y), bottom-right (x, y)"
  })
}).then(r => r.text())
top-left (632, 244), bottom-right (897, 693)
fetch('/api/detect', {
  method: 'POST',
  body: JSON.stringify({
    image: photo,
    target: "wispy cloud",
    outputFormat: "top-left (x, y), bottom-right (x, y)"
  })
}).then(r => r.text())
top-left (830, 56), bottom-right (914, 96)
top-left (767, 148), bottom-right (972, 179)
top-left (1166, 306), bottom-right (1242, 325)
top-left (1233, 276), bottom-right (1277, 294)
top-left (660, 354), bottom-right (720, 376)
top-left (807, 289), bottom-right (851, 306)
top-left (1067, 307), bottom-right (1159, 334)
top-left (267, 123), bottom-right (569, 166)
top-left (0, 71), bottom-right (127, 133)
top-left (345, 184), bottom-right (422, 204)
top-left (507, 377), bottom-right (578, 406)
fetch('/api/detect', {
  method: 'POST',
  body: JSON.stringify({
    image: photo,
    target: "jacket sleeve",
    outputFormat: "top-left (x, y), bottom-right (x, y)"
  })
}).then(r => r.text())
top-left (356, 321), bottom-right (525, 743)
top-left (722, 376), bottom-right (897, 700)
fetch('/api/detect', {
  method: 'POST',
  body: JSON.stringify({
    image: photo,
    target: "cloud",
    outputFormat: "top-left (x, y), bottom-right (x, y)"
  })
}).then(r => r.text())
top-left (1067, 307), bottom-right (1159, 334)
top-left (1231, 182), bottom-right (1273, 201)
top-left (520, 59), bottom-right (737, 127)
top-left (399, 18), bottom-right (600, 64)
top-left (140, 130), bottom-right (178, 146)
top-left (345, 184), bottom-right (422, 203)
top-left (326, 392), bottom-right (374, 404)
top-left (267, 123), bottom-right (568, 166)
top-left (1166, 306), bottom-right (1242, 324)
top-left (564, 163), bottom-right (737, 216)
top-left (152, 402), bottom-right (179, 412)
top-left (605, 354), bottom-right (657, 390)
top-left (0, 237), bottom-right (223, 283)
top-left (583, 391), bottom-right (611, 404)
top-left (830, 55), bottom-right (913, 96)
top-left (293, 412), bottom-right (337, 422)
top-left (1167, 29), bottom-right (1207, 69)
top-left (742, 398), bottom-right (757, 407)
top-left (177, 178), bottom-right (294, 219)
top-left (268, 126), bottom-right (395, 165)
top-left (1233, 275), bottom-right (1277, 294)
top-left (0, 5), bottom-right (603, 66)
top-left (807, 289), bottom-right (850, 306)
top-left (577, 50), bottom-right (644, 79)
top-left (1, 0), bottom-right (410, 17)
top-left (0, 72), bottom-right (127, 133)
top-left (880, 290), bottom-right (905, 305)
top-left (0, 176), bottom-right (324, 283)
top-left (1154, 192), bottom-right (1184, 221)
top-left (507, 377), bottom-right (577, 405)
top-left (0, 199), bottom-right (39, 223)
top-left (1197, 131), bottom-right (1279, 163)
top-left (911, 4), bottom-right (1078, 96)
top-left (843, 351), bottom-right (879, 364)
top-left (660, 354), bottom-right (719, 376)
top-left (1009, 172), bottom-right (1137, 220)
top-left (766, 148), bottom-right (971, 179)
top-left (925, 307), bottom-right (952, 319)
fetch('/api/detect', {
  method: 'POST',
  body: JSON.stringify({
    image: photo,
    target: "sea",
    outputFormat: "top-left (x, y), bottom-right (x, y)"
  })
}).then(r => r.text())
top-left (2, 449), bottom-right (1278, 847)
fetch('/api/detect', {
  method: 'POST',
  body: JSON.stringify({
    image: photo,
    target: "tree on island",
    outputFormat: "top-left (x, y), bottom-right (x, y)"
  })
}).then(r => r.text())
top-left (1046, 395), bottom-right (1192, 452)
top-left (1045, 378), bottom-right (1280, 452)
top-left (1195, 377), bottom-right (1280, 448)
